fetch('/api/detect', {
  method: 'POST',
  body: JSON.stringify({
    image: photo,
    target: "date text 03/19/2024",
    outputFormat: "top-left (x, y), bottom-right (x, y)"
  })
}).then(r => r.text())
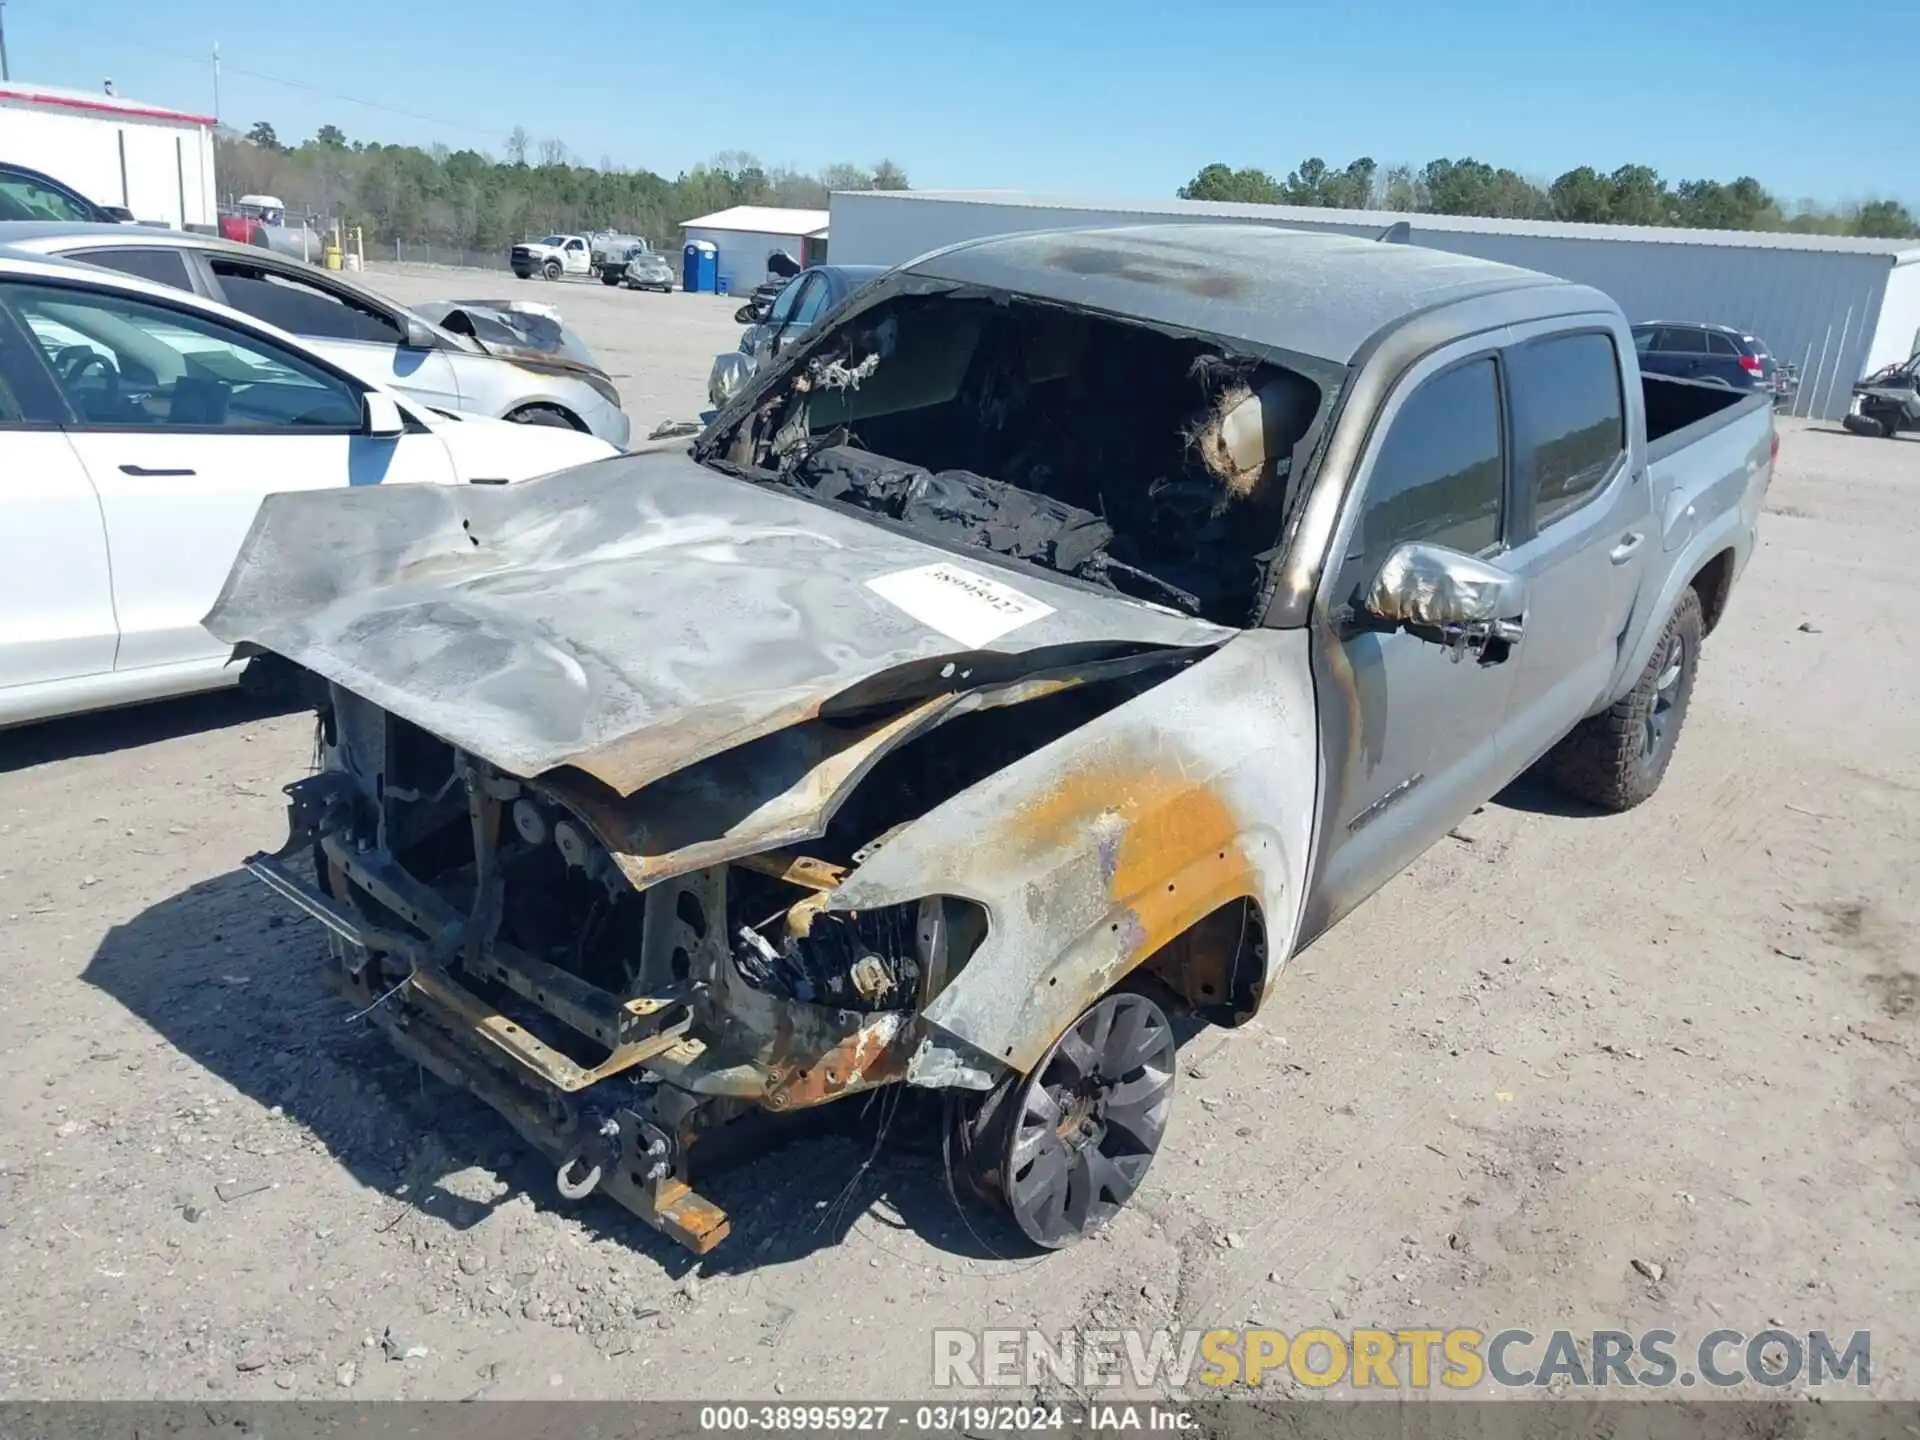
top-left (697, 1405), bottom-right (1197, 1433)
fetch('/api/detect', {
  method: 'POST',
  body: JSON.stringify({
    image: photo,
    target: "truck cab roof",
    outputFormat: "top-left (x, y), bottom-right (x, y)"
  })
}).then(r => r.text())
top-left (904, 223), bottom-right (1614, 366)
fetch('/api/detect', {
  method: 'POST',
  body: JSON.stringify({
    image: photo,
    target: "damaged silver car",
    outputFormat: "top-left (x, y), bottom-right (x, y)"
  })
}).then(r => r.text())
top-left (212, 224), bottom-right (1766, 1254)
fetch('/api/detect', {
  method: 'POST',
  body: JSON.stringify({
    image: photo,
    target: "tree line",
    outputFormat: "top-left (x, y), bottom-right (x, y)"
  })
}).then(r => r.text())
top-left (222, 122), bottom-right (909, 250)
top-left (1177, 157), bottom-right (1919, 239)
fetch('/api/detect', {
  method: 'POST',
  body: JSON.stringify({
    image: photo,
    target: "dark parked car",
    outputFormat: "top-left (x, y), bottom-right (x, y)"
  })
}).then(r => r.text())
top-left (1631, 322), bottom-right (1794, 406)
top-left (710, 264), bottom-right (885, 407)
top-left (0, 161), bottom-right (132, 224)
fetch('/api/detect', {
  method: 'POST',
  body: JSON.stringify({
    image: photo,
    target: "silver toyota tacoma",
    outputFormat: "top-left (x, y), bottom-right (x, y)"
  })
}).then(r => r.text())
top-left (209, 225), bottom-right (1773, 1255)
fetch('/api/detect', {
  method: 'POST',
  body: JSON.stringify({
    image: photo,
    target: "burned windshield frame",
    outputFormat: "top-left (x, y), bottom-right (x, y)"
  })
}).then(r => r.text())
top-left (697, 276), bottom-right (1343, 625)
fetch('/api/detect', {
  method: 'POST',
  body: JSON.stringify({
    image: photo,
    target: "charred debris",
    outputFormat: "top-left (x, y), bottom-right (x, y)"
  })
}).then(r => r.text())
top-left (699, 290), bottom-right (1324, 627)
top-left (271, 639), bottom-right (1211, 1250)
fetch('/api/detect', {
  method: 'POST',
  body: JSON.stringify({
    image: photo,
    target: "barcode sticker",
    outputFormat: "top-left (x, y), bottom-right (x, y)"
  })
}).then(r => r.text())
top-left (866, 562), bottom-right (1056, 649)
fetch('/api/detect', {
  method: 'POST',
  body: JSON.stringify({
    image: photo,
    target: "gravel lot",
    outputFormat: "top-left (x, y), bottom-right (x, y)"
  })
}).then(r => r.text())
top-left (1, 266), bottom-right (1915, 1404)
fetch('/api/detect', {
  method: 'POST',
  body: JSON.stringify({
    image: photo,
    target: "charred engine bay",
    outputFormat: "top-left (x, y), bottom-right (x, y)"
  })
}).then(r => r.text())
top-left (711, 293), bottom-right (1324, 626)
top-left (318, 658), bottom-right (1184, 1086)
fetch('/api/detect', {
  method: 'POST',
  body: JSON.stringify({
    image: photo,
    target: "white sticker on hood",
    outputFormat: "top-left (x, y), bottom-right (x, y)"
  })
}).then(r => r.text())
top-left (866, 562), bottom-right (1056, 649)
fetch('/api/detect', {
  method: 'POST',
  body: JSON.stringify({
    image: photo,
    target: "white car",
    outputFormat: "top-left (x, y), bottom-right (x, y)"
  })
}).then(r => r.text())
top-left (0, 247), bottom-right (618, 730)
top-left (0, 222), bottom-right (632, 448)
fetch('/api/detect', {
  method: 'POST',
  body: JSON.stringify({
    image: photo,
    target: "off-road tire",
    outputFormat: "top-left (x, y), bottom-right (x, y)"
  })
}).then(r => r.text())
top-left (1546, 587), bottom-right (1703, 813)
top-left (1844, 411), bottom-right (1889, 438)
top-left (541, 258), bottom-right (562, 281)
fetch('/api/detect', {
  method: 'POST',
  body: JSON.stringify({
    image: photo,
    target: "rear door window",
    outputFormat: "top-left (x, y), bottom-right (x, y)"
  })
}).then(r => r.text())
top-left (71, 247), bottom-right (197, 293)
top-left (1706, 332), bottom-right (1740, 357)
top-left (207, 260), bottom-right (405, 345)
top-left (1509, 331), bottom-right (1626, 531)
top-left (1664, 328), bottom-right (1712, 355)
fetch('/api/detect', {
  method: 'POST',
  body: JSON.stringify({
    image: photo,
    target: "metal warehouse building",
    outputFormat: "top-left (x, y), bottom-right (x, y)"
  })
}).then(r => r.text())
top-left (828, 190), bottom-right (1920, 420)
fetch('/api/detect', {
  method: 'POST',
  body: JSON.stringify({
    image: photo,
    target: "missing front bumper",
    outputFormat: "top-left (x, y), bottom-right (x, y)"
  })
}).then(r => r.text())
top-left (243, 851), bottom-right (733, 1254)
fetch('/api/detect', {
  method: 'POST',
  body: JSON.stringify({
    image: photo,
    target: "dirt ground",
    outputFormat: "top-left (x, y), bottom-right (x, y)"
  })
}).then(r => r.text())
top-left (0, 267), bottom-right (1915, 1403)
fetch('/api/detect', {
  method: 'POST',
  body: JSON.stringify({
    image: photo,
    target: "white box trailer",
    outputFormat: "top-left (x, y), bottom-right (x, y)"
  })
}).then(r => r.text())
top-left (0, 82), bottom-right (217, 229)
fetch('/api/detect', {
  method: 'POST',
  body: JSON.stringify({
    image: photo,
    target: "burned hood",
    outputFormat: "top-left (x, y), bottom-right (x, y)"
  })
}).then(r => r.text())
top-left (203, 450), bottom-right (1232, 793)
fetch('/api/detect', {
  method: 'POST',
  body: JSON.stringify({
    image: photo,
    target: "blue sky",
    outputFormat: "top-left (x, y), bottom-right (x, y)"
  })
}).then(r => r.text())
top-left (10, 0), bottom-right (1917, 207)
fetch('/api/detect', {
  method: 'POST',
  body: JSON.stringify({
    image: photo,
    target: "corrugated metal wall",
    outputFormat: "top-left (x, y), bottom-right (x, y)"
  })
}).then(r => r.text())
top-left (1864, 261), bottom-right (1920, 374)
top-left (830, 194), bottom-right (1896, 419)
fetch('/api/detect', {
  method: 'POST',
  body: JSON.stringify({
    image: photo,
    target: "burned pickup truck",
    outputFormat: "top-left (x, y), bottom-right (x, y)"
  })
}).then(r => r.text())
top-left (209, 224), bottom-right (1773, 1254)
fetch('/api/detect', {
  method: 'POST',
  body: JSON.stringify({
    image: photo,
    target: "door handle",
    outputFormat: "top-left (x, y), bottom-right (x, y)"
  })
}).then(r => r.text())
top-left (119, 464), bottom-right (196, 477)
top-left (1609, 532), bottom-right (1645, 564)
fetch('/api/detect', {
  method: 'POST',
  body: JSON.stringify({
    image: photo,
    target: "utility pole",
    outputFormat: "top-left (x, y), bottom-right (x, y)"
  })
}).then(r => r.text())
top-left (211, 42), bottom-right (221, 125)
top-left (1, 2), bottom-right (13, 84)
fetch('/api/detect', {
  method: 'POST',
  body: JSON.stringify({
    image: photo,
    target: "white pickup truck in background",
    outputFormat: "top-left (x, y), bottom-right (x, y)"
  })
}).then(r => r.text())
top-left (510, 231), bottom-right (651, 283)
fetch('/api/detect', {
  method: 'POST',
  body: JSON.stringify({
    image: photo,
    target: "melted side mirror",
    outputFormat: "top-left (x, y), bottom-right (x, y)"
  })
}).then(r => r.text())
top-left (1363, 542), bottom-right (1527, 657)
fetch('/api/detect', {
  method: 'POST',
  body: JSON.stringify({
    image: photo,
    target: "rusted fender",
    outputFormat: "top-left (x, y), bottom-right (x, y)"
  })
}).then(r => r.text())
top-left (828, 629), bottom-right (1320, 1076)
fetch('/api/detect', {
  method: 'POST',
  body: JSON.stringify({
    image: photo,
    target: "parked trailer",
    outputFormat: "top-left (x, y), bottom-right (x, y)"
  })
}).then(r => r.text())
top-left (0, 82), bottom-right (217, 229)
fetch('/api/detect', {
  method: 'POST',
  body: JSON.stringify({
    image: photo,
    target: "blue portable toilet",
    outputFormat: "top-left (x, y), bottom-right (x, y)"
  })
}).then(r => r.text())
top-left (682, 240), bottom-right (718, 294)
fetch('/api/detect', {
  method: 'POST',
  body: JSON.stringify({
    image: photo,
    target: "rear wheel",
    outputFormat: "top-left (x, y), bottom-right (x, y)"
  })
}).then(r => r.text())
top-left (1546, 588), bottom-right (1702, 812)
top-left (505, 403), bottom-right (580, 430)
top-left (600, 269), bottom-right (622, 286)
top-left (990, 992), bottom-right (1177, 1249)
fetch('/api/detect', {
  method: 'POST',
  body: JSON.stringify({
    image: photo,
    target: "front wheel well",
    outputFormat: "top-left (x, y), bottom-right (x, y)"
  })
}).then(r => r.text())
top-left (1690, 548), bottom-right (1736, 636)
top-left (504, 402), bottom-right (587, 432)
top-left (1138, 896), bottom-right (1270, 1027)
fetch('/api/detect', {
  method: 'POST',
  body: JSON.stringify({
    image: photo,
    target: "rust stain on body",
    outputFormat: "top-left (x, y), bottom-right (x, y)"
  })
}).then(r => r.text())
top-left (763, 1012), bottom-right (915, 1110)
top-left (993, 760), bottom-right (1259, 1068)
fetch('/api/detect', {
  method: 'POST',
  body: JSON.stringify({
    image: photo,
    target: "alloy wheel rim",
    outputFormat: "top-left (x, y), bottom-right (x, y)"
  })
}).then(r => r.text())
top-left (1643, 633), bottom-right (1687, 763)
top-left (1004, 993), bottom-right (1176, 1248)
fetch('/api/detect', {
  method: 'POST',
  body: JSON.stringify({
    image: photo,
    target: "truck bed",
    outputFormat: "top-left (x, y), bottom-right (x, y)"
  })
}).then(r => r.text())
top-left (1643, 373), bottom-right (1767, 464)
top-left (1640, 372), bottom-right (1772, 605)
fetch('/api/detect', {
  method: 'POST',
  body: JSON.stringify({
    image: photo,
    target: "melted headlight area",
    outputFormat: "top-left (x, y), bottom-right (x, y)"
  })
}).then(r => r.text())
top-left (250, 686), bottom-right (988, 1254)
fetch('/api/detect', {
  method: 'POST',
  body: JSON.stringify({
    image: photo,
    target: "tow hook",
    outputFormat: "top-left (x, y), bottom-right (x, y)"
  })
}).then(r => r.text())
top-left (555, 1153), bottom-right (602, 1200)
top-left (556, 1117), bottom-right (622, 1201)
